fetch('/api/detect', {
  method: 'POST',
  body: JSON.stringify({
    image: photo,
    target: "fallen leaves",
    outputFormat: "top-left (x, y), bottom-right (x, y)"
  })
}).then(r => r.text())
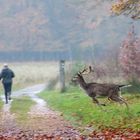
top-left (0, 129), bottom-right (85, 140)
top-left (0, 128), bottom-right (140, 140)
top-left (88, 129), bottom-right (140, 140)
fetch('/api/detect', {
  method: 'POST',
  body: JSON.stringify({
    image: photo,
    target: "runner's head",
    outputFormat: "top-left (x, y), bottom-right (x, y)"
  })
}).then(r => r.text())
top-left (3, 63), bottom-right (8, 68)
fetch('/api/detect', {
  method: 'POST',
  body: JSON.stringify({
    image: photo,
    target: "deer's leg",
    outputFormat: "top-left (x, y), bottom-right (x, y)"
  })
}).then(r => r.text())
top-left (108, 90), bottom-right (115, 101)
top-left (110, 95), bottom-right (129, 109)
top-left (92, 97), bottom-right (106, 106)
top-left (92, 97), bottom-right (108, 112)
top-left (119, 96), bottom-right (129, 109)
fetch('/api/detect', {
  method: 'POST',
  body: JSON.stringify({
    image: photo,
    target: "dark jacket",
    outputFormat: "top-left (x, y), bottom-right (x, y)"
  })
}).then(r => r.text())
top-left (0, 67), bottom-right (15, 84)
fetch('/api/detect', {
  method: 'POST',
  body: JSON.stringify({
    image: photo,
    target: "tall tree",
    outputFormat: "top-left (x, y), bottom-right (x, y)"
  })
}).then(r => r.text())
top-left (119, 25), bottom-right (140, 80)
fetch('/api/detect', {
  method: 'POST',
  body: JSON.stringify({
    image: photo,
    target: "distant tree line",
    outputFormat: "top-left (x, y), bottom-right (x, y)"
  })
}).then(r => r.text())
top-left (0, 51), bottom-right (70, 62)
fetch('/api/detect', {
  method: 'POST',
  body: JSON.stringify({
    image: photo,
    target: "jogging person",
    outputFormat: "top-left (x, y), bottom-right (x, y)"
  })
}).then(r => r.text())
top-left (0, 64), bottom-right (15, 104)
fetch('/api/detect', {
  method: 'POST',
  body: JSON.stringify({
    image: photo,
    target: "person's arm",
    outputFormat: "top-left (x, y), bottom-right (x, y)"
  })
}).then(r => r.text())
top-left (0, 70), bottom-right (3, 80)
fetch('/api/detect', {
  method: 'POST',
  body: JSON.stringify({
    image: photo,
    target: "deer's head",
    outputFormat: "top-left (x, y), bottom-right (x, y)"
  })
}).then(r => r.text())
top-left (71, 66), bottom-right (94, 84)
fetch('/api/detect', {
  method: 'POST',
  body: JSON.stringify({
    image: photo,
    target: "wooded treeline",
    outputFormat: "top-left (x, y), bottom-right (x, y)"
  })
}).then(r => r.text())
top-left (0, 0), bottom-right (139, 62)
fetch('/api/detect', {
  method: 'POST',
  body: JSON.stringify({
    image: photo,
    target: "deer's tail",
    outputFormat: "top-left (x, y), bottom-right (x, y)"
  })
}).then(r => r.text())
top-left (119, 84), bottom-right (132, 88)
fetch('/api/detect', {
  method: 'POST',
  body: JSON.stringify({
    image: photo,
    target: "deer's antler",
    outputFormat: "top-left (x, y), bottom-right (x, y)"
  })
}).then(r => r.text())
top-left (79, 66), bottom-right (94, 75)
top-left (88, 66), bottom-right (94, 73)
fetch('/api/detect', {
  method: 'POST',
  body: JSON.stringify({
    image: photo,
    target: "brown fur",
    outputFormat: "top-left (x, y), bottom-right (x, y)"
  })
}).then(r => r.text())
top-left (72, 72), bottom-right (129, 108)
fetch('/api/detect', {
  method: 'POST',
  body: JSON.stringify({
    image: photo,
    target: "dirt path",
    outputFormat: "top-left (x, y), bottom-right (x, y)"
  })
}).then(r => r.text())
top-left (0, 100), bottom-right (17, 132)
top-left (1, 85), bottom-right (140, 139)
top-left (0, 84), bottom-right (84, 139)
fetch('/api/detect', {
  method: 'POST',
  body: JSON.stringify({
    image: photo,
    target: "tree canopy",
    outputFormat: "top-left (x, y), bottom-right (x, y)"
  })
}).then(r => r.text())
top-left (112, 0), bottom-right (140, 19)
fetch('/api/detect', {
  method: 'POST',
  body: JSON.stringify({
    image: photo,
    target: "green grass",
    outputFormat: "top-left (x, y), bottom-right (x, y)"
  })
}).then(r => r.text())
top-left (38, 86), bottom-right (140, 131)
top-left (0, 99), bottom-right (3, 110)
top-left (10, 96), bottom-right (36, 124)
top-left (0, 101), bottom-right (3, 120)
top-left (0, 89), bottom-right (4, 111)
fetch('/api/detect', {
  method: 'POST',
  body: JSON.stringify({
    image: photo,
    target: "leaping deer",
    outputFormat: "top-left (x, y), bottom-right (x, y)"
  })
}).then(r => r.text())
top-left (72, 66), bottom-right (131, 109)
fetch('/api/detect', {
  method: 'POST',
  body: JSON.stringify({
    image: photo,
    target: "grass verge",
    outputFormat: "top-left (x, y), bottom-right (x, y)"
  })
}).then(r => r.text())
top-left (10, 96), bottom-right (36, 125)
top-left (0, 99), bottom-right (3, 110)
top-left (38, 86), bottom-right (140, 131)
top-left (0, 89), bottom-right (4, 111)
